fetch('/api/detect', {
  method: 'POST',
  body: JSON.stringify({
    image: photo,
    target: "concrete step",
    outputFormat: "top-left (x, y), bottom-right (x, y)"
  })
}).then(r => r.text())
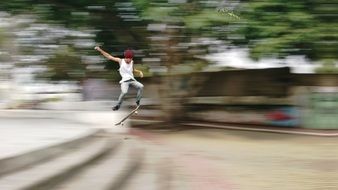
top-left (0, 128), bottom-right (103, 177)
top-left (54, 137), bottom-right (144, 190)
top-left (0, 135), bottom-right (118, 190)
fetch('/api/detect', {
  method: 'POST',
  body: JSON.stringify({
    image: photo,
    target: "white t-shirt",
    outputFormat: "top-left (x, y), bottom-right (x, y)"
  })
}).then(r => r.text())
top-left (119, 59), bottom-right (135, 83)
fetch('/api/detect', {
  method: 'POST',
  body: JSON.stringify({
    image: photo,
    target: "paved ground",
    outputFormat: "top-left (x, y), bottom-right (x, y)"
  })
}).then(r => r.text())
top-left (1, 109), bottom-right (336, 190)
top-left (130, 127), bottom-right (338, 190)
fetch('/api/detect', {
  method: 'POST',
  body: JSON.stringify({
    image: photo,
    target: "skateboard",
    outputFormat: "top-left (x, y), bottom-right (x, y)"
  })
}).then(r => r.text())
top-left (115, 105), bottom-right (140, 126)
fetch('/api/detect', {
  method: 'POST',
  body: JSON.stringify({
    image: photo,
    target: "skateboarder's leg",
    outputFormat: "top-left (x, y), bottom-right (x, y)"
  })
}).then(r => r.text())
top-left (113, 82), bottom-right (129, 110)
top-left (130, 81), bottom-right (144, 105)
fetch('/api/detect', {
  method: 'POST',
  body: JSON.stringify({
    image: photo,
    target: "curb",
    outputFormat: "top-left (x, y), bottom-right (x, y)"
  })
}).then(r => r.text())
top-left (182, 122), bottom-right (338, 137)
top-left (130, 115), bottom-right (338, 137)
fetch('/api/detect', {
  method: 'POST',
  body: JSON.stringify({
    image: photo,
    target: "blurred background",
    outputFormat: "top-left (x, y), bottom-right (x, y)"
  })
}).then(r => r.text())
top-left (0, 0), bottom-right (337, 129)
top-left (0, 1), bottom-right (338, 190)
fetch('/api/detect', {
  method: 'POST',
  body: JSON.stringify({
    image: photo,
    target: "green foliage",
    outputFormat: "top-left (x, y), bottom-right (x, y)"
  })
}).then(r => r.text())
top-left (2, 0), bottom-right (336, 77)
top-left (43, 47), bottom-right (86, 81)
top-left (135, 0), bottom-right (236, 30)
top-left (0, 0), bottom-right (149, 81)
top-left (133, 0), bottom-right (237, 71)
top-left (232, 0), bottom-right (338, 62)
top-left (217, 7), bottom-right (241, 20)
top-left (0, 29), bottom-right (6, 46)
top-left (315, 59), bottom-right (338, 74)
top-left (184, 9), bottom-right (234, 29)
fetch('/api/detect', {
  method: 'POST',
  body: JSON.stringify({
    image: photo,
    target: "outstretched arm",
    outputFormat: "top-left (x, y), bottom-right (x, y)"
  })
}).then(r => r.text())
top-left (94, 46), bottom-right (121, 63)
top-left (134, 68), bottom-right (144, 78)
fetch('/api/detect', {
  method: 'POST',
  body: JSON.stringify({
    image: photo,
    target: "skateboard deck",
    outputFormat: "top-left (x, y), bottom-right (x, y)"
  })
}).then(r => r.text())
top-left (115, 105), bottom-right (140, 126)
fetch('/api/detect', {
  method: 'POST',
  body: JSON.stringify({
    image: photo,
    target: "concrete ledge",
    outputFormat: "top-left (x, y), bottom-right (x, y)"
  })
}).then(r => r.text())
top-left (0, 109), bottom-right (125, 127)
top-left (0, 129), bottom-right (104, 177)
top-left (182, 122), bottom-right (338, 137)
top-left (187, 96), bottom-right (293, 105)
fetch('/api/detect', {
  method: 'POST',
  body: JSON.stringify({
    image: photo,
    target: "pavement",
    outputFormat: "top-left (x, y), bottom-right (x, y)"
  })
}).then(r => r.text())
top-left (0, 99), bottom-right (336, 165)
top-left (129, 127), bottom-right (338, 190)
top-left (0, 101), bottom-right (337, 190)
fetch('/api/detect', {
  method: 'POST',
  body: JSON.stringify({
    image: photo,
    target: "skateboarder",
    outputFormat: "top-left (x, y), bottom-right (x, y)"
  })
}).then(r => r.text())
top-left (94, 46), bottom-right (144, 111)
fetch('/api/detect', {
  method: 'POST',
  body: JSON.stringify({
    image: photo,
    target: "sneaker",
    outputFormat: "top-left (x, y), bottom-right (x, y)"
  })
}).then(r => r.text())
top-left (136, 100), bottom-right (140, 106)
top-left (112, 105), bottom-right (120, 111)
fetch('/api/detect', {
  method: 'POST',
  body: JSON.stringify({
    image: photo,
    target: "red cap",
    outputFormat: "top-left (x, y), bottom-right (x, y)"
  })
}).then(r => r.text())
top-left (124, 49), bottom-right (134, 59)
